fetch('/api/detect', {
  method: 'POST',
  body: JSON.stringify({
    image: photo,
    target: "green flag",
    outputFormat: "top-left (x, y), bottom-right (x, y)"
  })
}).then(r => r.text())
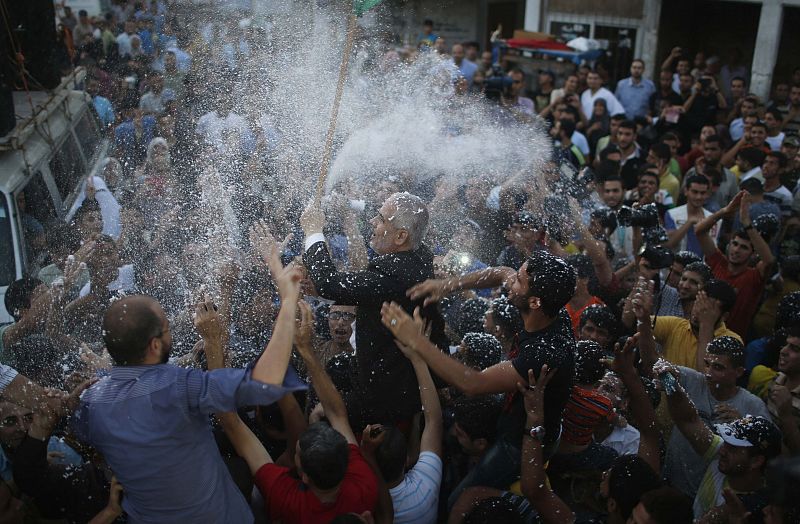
top-left (353, 0), bottom-right (382, 16)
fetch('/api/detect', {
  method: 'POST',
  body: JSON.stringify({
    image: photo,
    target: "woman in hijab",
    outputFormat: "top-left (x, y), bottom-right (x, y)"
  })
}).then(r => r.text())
top-left (587, 98), bottom-right (611, 157)
top-left (65, 174), bottom-right (122, 240)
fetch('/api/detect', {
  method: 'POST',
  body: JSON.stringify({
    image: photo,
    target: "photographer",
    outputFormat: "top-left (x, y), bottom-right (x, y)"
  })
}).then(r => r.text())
top-left (682, 75), bottom-right (727, 135)
top-left (664, 175), bottom-right (719, 257)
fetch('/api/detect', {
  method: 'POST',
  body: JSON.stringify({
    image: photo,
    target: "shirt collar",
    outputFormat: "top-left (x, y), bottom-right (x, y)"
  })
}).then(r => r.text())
top-left (109, 364), bottom-right (162, 380)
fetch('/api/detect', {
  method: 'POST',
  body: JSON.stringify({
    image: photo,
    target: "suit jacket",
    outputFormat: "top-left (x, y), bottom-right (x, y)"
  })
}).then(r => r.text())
top-left (304, 241), bottom-right (448, 422)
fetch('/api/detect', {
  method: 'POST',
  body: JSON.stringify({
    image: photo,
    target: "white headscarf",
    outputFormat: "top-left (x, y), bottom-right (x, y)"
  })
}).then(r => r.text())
top-left (65, 176), bottom-right (122, 240)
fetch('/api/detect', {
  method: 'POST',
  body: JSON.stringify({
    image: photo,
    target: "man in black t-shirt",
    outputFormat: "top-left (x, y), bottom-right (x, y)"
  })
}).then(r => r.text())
top-left (385, 250), bottom-right (577, 509)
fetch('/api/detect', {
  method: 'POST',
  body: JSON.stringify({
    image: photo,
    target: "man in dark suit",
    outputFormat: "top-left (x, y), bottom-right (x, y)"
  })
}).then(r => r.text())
top-left (299, 192), bottom-right (448, 424)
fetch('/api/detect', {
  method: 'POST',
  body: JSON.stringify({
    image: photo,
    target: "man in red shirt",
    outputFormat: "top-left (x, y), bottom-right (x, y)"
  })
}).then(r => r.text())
top-left (216, 298), bottom-right (380, 523)
top-left (694, 190), bottom-right (775, 338)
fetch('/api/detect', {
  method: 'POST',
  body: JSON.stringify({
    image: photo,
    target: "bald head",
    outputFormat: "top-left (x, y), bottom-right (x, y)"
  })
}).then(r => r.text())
top-left (452, 44), bottom-right (465, 65)
top-left (103, 295), bottom-right (164, 366)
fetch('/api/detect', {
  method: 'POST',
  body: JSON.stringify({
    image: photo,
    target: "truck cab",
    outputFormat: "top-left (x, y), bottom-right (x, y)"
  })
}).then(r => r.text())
top-left (0, 67), bottom-right (109, 322)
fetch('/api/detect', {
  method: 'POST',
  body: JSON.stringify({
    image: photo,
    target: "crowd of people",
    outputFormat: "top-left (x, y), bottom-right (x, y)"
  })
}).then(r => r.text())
top-left (1, 0), bottom-right (800, 523)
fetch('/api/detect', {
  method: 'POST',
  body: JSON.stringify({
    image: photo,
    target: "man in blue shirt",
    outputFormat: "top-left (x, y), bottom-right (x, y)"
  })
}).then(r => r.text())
top-left (86, 78), bottom-right (115, 128)
top-left (615, 59), bottom-right (656, 120)
top-left (71, 248), bottom-right (306, 523)
top-left (451, 44), bottom-right (478, 86)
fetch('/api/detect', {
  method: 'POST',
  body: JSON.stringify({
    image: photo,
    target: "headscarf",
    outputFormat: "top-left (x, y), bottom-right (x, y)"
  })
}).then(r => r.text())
top-left (65, 175), bottom-right (122, 239)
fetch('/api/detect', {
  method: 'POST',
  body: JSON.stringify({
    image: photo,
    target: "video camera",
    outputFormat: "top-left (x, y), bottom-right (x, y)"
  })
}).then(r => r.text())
top-left (617, 203), bottom-right (660, 229)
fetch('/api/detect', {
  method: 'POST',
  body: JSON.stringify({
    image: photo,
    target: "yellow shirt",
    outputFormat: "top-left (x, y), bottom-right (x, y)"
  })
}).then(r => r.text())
top-left (660, 171), bottom-right (681, 202)
top-left (652, 316), bottom-right (742, 370)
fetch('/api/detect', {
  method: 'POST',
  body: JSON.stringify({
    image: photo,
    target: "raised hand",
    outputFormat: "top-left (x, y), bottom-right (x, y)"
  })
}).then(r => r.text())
top-left (294, 300), bottom-right (315, 359)
top-left (249, 220), bottom-right (289, 269)
top-left (602, 334), bottom-right (638, 376)
top-left (381, 302), bottom-right (427, 356)
top-left (300, 198), bottom-right (326, 237)
top-left (406, 279), bottom-right (449, 306)
top-left (194, 296), bottom-right (223, 341)
top-left (515, 365), bottom-right (557, 427)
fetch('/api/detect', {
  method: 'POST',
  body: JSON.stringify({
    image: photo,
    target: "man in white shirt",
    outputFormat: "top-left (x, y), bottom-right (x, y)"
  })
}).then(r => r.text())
top-left (196, 103), bottom-right (255, 154)
top-left (581, 70), bottom-right (626, 118)
top-left (115, 21), bottom-right (137, 58)
top-left (764, 109), bottom-right (786, 151)
top-left (508, 68), bottom-right (535, 116)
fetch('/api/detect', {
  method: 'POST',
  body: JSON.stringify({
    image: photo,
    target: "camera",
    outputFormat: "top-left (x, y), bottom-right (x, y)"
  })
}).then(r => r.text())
top-left (591, 207), bottom-right (618, 232)
top-left (699, 77), bottom-right (711, 89)
top-left (617, 203), bottom-right (660, 229)
top-left (639, 243), bottom-right (674, 270)
top-left (484, 75), bottom-right (513, 101)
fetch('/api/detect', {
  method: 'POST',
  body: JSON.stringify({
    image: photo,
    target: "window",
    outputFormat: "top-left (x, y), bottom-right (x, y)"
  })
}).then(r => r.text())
top-left (18, 172), bottom-right (57, 278)
top-left (74, 110), bottom-right (102, 163)
top-left (0, 196), bottom-right (16, 287)
top-left (49, 133), bottom-right (85, 202)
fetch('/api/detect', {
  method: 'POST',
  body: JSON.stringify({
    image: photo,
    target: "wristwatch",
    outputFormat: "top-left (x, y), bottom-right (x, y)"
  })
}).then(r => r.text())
top-left (743, 223), bottom-right (754, 231)
top-left (527, 425), bottom-right (546, 442)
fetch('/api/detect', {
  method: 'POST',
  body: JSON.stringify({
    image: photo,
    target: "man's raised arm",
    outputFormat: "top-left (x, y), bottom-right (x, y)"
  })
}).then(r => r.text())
top-left (249, 221), bottom-right (302, 386)
top-left (295, 301), bottom-right (357, 444)
top-left (407, 266), bottom-right (517, 306)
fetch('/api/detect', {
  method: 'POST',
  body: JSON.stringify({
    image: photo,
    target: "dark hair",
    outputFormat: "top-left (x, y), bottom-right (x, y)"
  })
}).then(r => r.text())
top-left (776, 291), bottom-right (800, 330)
top-left (765, 108), bottom-right (783, 122)
top-left (72, 198), bottom-right (102, 226)
top-left (767, 150), bottom-right (788, 168)
top-left (702, 279), bottom-right (737, 314)
top-left (706, 335), bottom-right (745, 368)
top-left (607, 455), bottom-right (662, 520)
top-left (566, 254), bottom-right (594, 280)
top-left (597, 161), bottom-right (622, 181)
top-left (452, 298), bottom-right (490, 340)
top-left (423, 19), bottom-right (434, 26)
top-left (674, 250), bottom-right (702, 267)
top-left (704, 134), bottom-right (723, 147)
top-left (461, 332), bottom-right (502, 370)
top-left (298, 422), bottom-right (350, 490)
top-left (639, 486), bottom-right (694, 523)
top-left (559, 118), bottom-right (577, 137)
top-left (453, 395), bottom-right (502, 443)
top-left (682, 261), bottom-right (713, 284)
top-left (739, 177), bottom-right (764, 195)
top-left (579, 305), bottom-right (619, 341)
top-left (374, 426), bottom-right (407, 482)
top-left (5, 277), bottom-right (43, 322)
top-left (487, 296), bottom-right (523, 340)
top-left (610, 113), bottom-right (627, 123)
top-left (661, 132), bottom-right (679, 144)
top-left (650, 142), bottom-right (671, 162)
top-left (637, 166), bottom-right (660, 185)
top-left (737, 147), bottom-right (766, 168)
top-left (103, 295), bottom-right (163, 365)
top-left (525, 251), bottom-right (577, 317)
top-left (750, 120), bottom-right (767, 131)
top-left (618, 119), bottom-right (637, 132)
top-left (575, 340), bottom-right (607, 384)
top-left (463, 497), bottom-right (525, 524)
top-left (684, 174), bottom-right (710, 189)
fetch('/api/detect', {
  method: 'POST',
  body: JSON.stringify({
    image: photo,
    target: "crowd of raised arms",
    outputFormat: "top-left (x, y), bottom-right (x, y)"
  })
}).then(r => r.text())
top-left (1, 1), bottom-right (800, 523)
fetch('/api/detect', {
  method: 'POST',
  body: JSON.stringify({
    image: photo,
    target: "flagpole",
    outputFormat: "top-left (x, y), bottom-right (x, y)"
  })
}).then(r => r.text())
top-left (315, 9), bottom-right (358, 203)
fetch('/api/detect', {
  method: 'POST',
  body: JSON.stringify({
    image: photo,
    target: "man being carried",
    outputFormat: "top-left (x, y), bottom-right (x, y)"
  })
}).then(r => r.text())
top-left (299, 193), bottom-right (448, 425)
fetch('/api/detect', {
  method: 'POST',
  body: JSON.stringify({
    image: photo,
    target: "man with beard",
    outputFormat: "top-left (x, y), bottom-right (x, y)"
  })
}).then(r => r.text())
top-left (300, 192), bottom-right (449, 425)
top-left (70, 247), bottom-right (307, 523)
top-left (398, 250), bottom-right (576, 507)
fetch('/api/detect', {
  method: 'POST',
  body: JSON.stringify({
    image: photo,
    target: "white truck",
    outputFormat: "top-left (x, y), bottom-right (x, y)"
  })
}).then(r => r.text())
top-left (0, 67), bottom-right (109, 322)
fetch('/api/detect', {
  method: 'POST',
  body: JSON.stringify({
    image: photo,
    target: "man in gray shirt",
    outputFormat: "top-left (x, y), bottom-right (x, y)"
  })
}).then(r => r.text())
top-left (663, 336), bottom-right (769, 498)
